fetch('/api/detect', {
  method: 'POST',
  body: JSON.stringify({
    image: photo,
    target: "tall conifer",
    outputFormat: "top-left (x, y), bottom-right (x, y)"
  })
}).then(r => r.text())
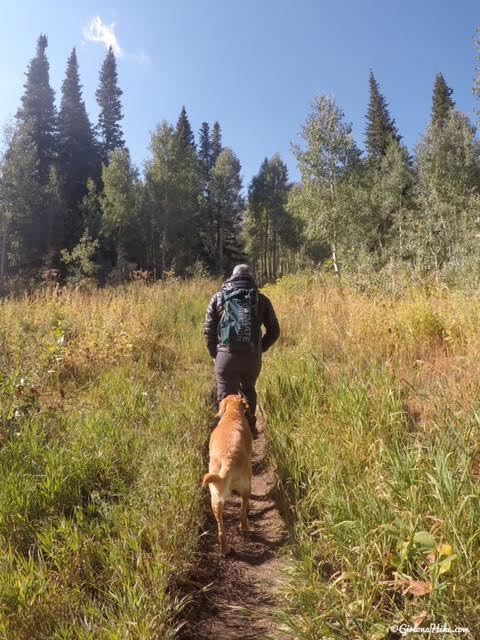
top-left (16, 34), bottom-right (56, 181)
top-left (96, 46), bottom-right (125, 161)
top-left (211, 121), bottom-right (223, 165)
top-left (198, 121), bottom-right (211, 183)
top-left (365, 71), bottom-right (400, 164)
top-left (175, 106), bottom-right (195, 150)
top-left (57, 49), bottom-right (99, 245)
top-left (431, 73), bottom-right (455, 128)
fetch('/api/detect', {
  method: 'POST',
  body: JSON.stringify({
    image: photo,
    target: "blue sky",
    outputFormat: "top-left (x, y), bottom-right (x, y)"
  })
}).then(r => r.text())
top-left (1, 1), bottom-right (479, 186)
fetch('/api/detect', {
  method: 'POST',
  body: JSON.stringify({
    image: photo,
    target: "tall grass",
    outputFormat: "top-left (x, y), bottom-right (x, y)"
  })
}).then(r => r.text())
top-left (261, 273), bottom-right (480, 639)
top-left (0, 279), bottom-right (216, 639)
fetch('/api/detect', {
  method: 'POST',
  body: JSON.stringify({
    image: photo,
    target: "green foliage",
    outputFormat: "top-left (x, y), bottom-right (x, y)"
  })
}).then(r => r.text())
top-left (15, 34), bottom-right (56, 182)
top-left (211, 120), bottom-right (223, 165)
top-left (0, 123), bottom-right (45, 270)
top-left (61, 230), bottom-right (99, 282)
top-left (245, 154), bottom-right (298, 282)
top-left (101, 148), bottom-right (140, 265)
top-left (210, 147), bottom-right (244, 274)
top-left (365, 71), bottom-right (400, 165)
top-left (411, 110), bottom-right (480, 271)
top-left (291, 94), bottom-right (362, 275)
top-left (95, 46), bottom-right (124, 161)
top-left (144, 118), bottom-right (202, 276)
top-left (0, 279), bottom-right (214, 637)
top-left (261, 275), bottom-right (480, 637)
top-left (57, 48), bottom-right (99, 244)
top-left (431, 73), bottom-right (455, 129)
top-left (368, 138), bottom-right (414, 261)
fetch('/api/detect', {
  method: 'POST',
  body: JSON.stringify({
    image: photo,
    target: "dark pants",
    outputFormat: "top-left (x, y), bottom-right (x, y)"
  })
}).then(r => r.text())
top-left (214, 350), bottom-right (262, 415)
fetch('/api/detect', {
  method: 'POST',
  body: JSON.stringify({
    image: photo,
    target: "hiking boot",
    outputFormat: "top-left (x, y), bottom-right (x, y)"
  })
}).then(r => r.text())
top-left (246, 413), bottom-right (259, 439)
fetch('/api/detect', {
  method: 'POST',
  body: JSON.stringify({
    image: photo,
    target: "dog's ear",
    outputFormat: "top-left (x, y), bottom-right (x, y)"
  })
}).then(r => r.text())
top-left (215, 398), bottom-right (227, 417)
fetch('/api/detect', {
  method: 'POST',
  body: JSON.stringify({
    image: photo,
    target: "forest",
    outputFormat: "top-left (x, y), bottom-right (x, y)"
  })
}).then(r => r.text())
top-left (1, 32), bottom-right (480, 289)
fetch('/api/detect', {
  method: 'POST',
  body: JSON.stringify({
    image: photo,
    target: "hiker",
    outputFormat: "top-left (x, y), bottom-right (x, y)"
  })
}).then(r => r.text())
top-left (204, 264), bottom-right (280, 437)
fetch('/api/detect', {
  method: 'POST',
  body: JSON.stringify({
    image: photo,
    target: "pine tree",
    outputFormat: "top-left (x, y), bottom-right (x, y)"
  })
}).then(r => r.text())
top-left (57, 48), bottom-right (99, 245)
top-left (211, 148), bottom-right (244, 274)
top-left (145, 119), bottom-right (202, 276)
top-left (211, 121), bottom-right (223, 165)
top-left (16, 34), bottom-right (56, 182)
top-left (0, 123), bottom-right (44, 272)
top-left (96, 46), bottom-right (125, 161)
top-left (365, 71), bottom-right (400, 165)
top-left (198, 121), bottom-right (211, 184)
top-left (245, 154), bottom-right (295, 281)
top-left (175, 106), bottom-right (195, 150)
top-left (431, 73), bottom-right (455, 128)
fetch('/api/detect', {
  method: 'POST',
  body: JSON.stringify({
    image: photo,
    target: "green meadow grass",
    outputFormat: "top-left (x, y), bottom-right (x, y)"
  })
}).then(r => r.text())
top-left (1, 273), bottom-right (479, 639)
top-left (0, 279), bottom-right (215, 639)
top-left (261, 273), bottom-right (480, 639)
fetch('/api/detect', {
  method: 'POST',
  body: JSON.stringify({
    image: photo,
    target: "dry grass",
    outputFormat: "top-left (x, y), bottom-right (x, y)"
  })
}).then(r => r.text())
top-left (261, 272), bottom-right (480, 639)
top-left (0, 278), bottom-right (216, 639)
top-left (1, 272), bottom-right (479, 639)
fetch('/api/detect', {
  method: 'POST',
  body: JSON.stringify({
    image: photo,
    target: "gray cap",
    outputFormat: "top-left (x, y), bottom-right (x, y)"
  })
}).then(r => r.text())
top-left (232, 264), bottom-right (254, 277)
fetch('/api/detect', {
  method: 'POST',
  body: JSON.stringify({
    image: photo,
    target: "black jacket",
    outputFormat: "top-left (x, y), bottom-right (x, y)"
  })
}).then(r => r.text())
top-left (204, 274), bottom-right (280, 358)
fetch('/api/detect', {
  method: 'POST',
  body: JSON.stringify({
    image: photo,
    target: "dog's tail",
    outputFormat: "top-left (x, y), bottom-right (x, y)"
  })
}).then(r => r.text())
top-left (202, 464), bottom-right (228, 492)
top-left (202, 472), bottom-right (223, 487)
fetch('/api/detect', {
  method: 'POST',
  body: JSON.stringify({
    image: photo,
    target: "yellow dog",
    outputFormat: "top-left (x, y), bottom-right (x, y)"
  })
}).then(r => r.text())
top-left (202, 394), bottom-right (253, 555)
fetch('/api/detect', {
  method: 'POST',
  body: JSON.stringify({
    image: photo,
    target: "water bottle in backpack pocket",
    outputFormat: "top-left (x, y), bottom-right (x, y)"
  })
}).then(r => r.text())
top-left (218, 288), bottom-right (260, 351)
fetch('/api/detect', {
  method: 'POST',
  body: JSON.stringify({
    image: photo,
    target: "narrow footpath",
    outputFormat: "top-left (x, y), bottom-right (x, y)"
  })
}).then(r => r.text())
top-left (180, 414), bottom-right (291, 640)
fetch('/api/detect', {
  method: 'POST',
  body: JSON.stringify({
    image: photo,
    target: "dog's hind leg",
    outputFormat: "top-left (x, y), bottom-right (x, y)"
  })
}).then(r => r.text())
top-left (239, 490), bottom-right (250, 533)
top-left (212, 497), bottom-right (231, 555)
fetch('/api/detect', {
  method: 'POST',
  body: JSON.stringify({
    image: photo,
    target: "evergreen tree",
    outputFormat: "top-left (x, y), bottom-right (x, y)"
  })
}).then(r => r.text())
top-left (0, 123), bottom-right (44, 272)
top-left (211, 121), bottom-right (223, 165)
top-left (96, 46), bottom-right (125, 161)
top-left (244, 154), bottom-right (296, 281)
top-left (16, 34), bottom-right (56, 181)
top-left (175, 106), bottom-right (195, 150)
top-left (431, 73), bottom-right (455, 128)
top-left (198, 121), bottom-right (211, 184)
top-left (57, 48), bottom-right (99, 246)
top-left (211, 148), bottom-right (244, 274)
top-left (145, 119), bottom-right (202, 277)
top-left (365, 71), bottom-right (400, 165)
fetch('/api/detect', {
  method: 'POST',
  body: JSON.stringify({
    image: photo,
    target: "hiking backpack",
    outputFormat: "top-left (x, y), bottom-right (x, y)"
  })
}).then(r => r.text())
top-left (218, 288), bottom-right (261, 351)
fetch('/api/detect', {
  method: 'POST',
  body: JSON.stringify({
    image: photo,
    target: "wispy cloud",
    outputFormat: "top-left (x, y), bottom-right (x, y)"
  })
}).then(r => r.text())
top-left (82, 16), bottom-right (150, 65)
top-left (82, 16), bottom-right (123, 57)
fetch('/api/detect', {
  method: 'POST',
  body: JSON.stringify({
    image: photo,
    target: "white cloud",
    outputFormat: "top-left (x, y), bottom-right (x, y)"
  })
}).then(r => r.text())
top-left (83, 16), bottom-right (123, 57)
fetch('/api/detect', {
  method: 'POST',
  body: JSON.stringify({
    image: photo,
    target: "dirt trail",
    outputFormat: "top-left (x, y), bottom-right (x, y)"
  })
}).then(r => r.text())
top-left (180, 414), bottom-right (291, 640)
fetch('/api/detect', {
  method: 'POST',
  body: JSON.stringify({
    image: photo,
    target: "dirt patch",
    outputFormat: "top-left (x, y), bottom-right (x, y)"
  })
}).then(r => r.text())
top-left (179, 414), bottom-right (291, 640)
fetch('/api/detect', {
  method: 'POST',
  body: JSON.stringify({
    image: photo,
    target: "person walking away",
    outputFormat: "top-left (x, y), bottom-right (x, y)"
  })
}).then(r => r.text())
top-left (204, 264), bottom-right (280, 437)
